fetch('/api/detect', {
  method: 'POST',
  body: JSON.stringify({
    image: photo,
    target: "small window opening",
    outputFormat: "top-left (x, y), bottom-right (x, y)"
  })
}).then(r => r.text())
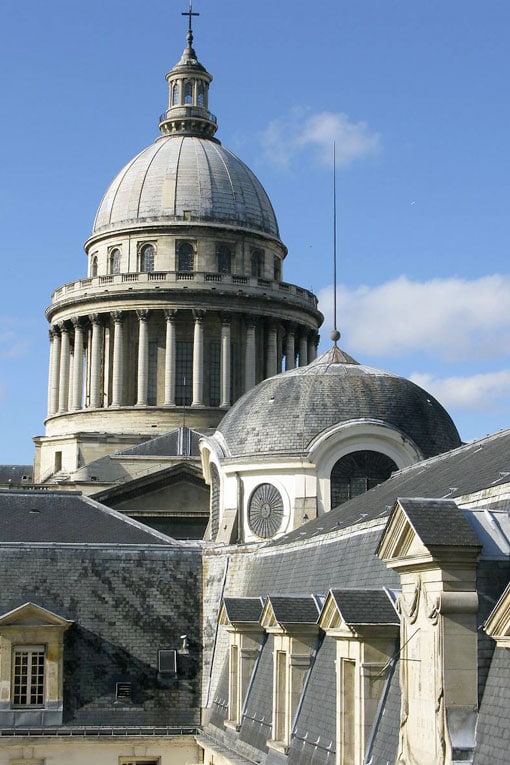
top-left (109, 248), bottom-right (121, 274)
top-left (217, 245), bottom-right (232, 274)
top-left (184, 80), bottom-right (193, 104)
top-left (251, 249), bottom-right (263, 278)
top-left (273, 256), bottom-right (281, 281)
top-left (172, 82), bottom-right (180, 106)
top-left (140, 243), bottom-right (155, 273)
top-left (54, 451), bottom-right (62, 473)
top-left (177, 241), bottom-right (194, 272)
top-left (91, 255), bottom-right (98, 277)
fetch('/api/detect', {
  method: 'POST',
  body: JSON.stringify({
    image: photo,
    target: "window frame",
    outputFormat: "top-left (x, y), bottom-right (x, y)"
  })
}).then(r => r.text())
top-left (12, 644), bottom-right (46, 708)
top-left (139, 243), bottom-right (155, 273)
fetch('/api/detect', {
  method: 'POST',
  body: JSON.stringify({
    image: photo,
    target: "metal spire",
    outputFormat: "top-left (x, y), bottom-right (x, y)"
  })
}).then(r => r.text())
top-left (182, 2), bottom-right (199, 47)
top-left (330, 142), bottom-right (341, 348)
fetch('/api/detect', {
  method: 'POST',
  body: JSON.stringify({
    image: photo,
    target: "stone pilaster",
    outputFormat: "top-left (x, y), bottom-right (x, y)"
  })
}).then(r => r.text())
top-left (244, 319), bottom-right (257, 392)
top-left (71, 318), bottom-right (84, 410)
top-left (57, 322), bottom-right (71, 414)
top-left (89, 314), bottom-right (104, 409)
top-left (111, 311), bottom-right (125, 407)
top-left (136, 310), bottom-right (150, 407)
top-left (285, 324), bottom-right (296, 371)
top-left (192, 310), bottom-right (205, 407)
top-left (266, 323), bottom-right (278, 378)
top-left (47, 327), bottom-right (61, 418)
top-left (164, 309), bottom-right (177, 406)
top-left (220, 313), bottom-right (232, 408)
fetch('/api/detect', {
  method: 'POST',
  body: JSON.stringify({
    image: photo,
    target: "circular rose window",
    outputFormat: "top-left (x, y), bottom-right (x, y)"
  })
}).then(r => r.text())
top-left (248, 483), bottom-right (284, 538)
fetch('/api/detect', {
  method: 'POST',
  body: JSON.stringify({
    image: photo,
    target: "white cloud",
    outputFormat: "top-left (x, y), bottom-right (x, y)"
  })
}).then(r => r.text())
top-left (259, 108), bottom-right (380, 167)
top-left (410, 370), bottom-right (510, 413)
top-left (318, 274), bottom-right (510, 362)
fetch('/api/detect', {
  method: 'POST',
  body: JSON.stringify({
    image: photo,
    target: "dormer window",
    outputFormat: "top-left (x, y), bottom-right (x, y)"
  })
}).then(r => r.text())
top-left (140, 243), bottom-right (155, 273)
top-left (177, 241), bottom-right (195, 272)
top-left (13, 645), bottom-right (45, 707)
top-left (172, 82), bottom-right (180, 106)
top-left (217, 244), bottom-right (232, 274)
top-left (109, 248), bottom-right (121, 274)
top-left (184, 80), bottom-right (193, 104)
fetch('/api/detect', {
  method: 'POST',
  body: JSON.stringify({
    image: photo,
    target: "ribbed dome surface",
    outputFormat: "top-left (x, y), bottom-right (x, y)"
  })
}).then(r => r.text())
top-left (93, 135), bottom-right (279, 238)
top-left (218, 348), bottom-right (461, 459)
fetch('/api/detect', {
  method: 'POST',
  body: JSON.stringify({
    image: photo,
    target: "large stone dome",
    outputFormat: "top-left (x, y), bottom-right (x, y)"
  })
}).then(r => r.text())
top-left (218, 347), bottom-right (461, 459)
top-left (93, 135), bottom-right (280, 239)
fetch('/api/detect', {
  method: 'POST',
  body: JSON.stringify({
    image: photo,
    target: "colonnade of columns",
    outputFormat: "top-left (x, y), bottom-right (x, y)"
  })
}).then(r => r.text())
top-left (46, 309), bottom-right (319, 418)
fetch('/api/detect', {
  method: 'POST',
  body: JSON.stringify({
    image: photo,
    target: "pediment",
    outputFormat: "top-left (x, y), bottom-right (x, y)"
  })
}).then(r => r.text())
top-left (485, 583), bottom-right (510, 646)
top-left (318, 591), bottom-right (345, 631)
top-left (0, 603), bottom-right (73, 629)
top-left (260, 598), bottom-right (279, 631)
top-left (377, 499), bottom-right (429, 564)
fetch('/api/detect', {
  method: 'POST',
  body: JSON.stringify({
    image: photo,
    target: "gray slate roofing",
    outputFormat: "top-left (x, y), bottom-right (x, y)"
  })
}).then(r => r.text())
top-left (266, 595), bottom-right (320, 625)
top-left (0, 465), bottom-right (33, 483)
top-left (222, 597), bottom-right (263, 624)
top-left (329, 589), bottom-right (399, 625)
top-left (268, 428), bottom-right (510, 547)
top-left (93, 135), bottom-right (280, 238)
top-left (395, 497), bottom-right (482, 548)
top-left (473, 646), bottom-right (510, 765)
top-left (218, 347), bottom-right (460, 459)
top-left (72, 427), bottom-right (204, 483)
top-left (0, 490), bottom-right (183, 545)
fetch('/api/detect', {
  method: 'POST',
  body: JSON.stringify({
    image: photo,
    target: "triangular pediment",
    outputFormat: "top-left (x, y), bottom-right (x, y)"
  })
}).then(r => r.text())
top-left (485, 583), bottom-right (510, 646)
top-left (318, 591), bottom-right (345, 631)
top-left (0, 602), bottom-right (73, 629)
top-left (218, 601), bottom-right (229, 627)
top-left (377, 499), bottom-right (429, 564)
top-left (260, 598), bottom-right (280, 631)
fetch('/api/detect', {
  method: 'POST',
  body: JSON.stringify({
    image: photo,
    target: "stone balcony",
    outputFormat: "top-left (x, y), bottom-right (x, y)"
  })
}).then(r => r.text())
top-left (49, 272), bottom-right (320, 311)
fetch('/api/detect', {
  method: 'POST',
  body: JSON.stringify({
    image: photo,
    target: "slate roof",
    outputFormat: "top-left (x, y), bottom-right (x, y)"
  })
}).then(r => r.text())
top-left (222, 597), bottom-right (264, 624)
top-left (218, 347), bottom-right (460, 459)
top-left (473, 646), bottom-right (510, 765)
top-left (329, 589), bottom-right (399, 625)
top-left (266, 595), bottom-right (321, 625)
top-left (394, 497), bottom-right (482, 548)
top-left (0, 465), bottom-right (33, 484)
top-left (0, 489), bottom-right (185, 545)
top-left (71, 427), bottom-right (205, 483)
top-left (268, 429), bottom-right (510, 547)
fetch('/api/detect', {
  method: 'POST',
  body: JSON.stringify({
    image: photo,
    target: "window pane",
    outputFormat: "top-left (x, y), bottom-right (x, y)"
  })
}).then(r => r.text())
top-left (141, 244), bottom-right (155, 272)
top-left (178, 242), bottom-right (194, 272)
top-left (176, 341), bottom-right (193, 406)
top-left (13, 647), bottom-right (45, 707)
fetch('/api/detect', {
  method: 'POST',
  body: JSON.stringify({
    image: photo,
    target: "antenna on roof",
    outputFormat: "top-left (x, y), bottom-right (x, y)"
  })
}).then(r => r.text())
top-left (330, 142), bottom-right (341, 348)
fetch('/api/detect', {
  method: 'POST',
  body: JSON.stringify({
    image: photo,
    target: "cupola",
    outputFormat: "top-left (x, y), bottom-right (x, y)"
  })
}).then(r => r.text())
top-left (158, 6), bottom-right (217, 138)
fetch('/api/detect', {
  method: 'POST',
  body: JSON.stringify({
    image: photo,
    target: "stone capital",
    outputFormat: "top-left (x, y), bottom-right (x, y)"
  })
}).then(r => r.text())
top-left (164, 308), bottom-right (178, 322)
top-left (136, 309), bottom-right (150, 322)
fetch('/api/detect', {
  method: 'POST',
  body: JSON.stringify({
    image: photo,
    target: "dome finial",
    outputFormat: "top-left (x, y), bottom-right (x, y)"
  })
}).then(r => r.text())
top-left (182, 1), bottom-right (199, 51)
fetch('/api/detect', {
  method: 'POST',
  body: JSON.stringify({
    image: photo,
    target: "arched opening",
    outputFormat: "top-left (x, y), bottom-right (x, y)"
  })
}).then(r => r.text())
top-left (140, 244), bottom-right (155, 272)
top-left (251, 249), bottom-right (263, 278)
top-left (91, 255), bottom-right (98, 277)
top-left (330, 450), bottom-right (397, 508)
top-left (172, 82), bottom-right (180, 105)
top-left (197, 82), bottom-right (205, 106)
top-left (273, 256), bottom-right (281, 281)
top-left (177, 241), bottom-right (194, 272)
top-left (184, 80), bottom-right (193, 104)
top-left (109, 248), bottom-right (121, 274)
top-left (217, 245), bottom-right (232, 274)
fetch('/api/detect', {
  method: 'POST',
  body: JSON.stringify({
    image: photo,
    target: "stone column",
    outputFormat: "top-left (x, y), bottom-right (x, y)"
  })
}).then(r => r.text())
top-left (111, 311), bottom-right (125, 407)
top-left (47, 327), bottom-right (61, 417)
top-left (220, 313), bottom-right (232, 408)
top-left (192, 310), bottom-right (205, 407)
top-left (136, 310), bottom-right (150, 407)
top-left (58, 322), bottom-right (71, 414)
top-left (308, 331), bottom-right (319, 363)
top-left (244, 319), bottom-right (257, 392)
top-left (70, 318), bottom-right (84, 410)
top-left (299, 332), bottom-right (308, 367)
top-left (89, 314), bottom-right (104, 409)
top-left (164, 309), bottom-right (177, 406)
top-left (285, 324), bottom-right (296, 371)
top-left (266, 323), bottom-right (278, 378)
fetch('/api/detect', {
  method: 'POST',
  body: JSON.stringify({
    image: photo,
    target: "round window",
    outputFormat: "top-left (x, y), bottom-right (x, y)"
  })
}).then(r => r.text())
top-left (248, 484), bottom-right (284, 538)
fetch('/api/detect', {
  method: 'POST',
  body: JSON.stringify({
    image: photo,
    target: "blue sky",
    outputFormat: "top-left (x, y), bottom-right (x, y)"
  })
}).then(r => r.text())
top-left (1, 0), bottom-right (510, 463)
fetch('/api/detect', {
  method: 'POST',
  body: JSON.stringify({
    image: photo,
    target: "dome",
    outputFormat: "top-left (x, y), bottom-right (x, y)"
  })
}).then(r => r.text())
top-left (93, 135), bottom-right (280, 239)
top-left (218, 347), bottom-right (461, 459)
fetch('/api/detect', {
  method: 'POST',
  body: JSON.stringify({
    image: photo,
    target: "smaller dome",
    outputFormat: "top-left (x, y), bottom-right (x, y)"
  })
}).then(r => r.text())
top-left (218, 347), bottom-right (461, 459)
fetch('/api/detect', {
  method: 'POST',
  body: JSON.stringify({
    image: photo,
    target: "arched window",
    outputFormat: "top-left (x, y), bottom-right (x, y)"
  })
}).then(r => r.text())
top-left (217, 245), bottom-right (232, 274)
top-left (251, 249), bottom-right (263, 278)
top-left (184, 80), bottom-right (193, 105)
top-left (172, 83), bottom-right (180, 105)
top-left (273, 256), bottom-right (281, 281)
top-left (109, 248), bottom-right (121, 274)
top-left (140, 243), bottom-right (155, 272)
top-left (91, 255), bottom-right (98, 277)
top-left (330, 450), bottom-right (397, 509)
top-left (177, 241), bottom-right (194, 272)
top-left (197, 82), bottom-right (205, 106)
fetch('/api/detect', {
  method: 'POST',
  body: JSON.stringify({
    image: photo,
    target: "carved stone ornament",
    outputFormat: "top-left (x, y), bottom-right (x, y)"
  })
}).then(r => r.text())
top-left (248, 483), bottom-right (284, 538)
